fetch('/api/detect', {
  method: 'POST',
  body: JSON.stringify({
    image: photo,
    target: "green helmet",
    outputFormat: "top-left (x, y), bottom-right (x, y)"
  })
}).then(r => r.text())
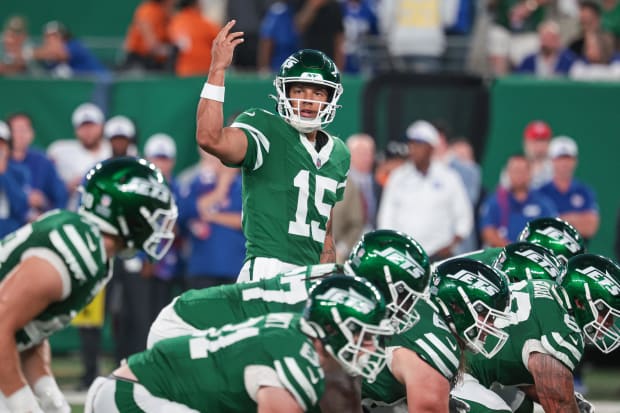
top-left (559, 254), bottom-right (620, 354)
top-left (493, 242), bottom-right (563, 283)
top-left (518, 217), bottom-right (585, 264)
top-left (303, 274), bottom-right (393, 382)
top-left (78, 157), bottom-right (178, 261)
top-left (429, 258), bottom-right (511, 358)
top-left (273, 49), bottom-right (343, 133)
top-left (345, 229), bottom-right (430, 334)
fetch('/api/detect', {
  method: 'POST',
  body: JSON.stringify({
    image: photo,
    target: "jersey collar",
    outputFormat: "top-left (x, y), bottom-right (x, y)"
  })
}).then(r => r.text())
top-left (299, 132), bottom-right (334, 169)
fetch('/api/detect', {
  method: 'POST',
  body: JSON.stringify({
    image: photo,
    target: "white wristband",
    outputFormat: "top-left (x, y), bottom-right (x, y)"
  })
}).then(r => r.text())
top-left (33, 375), bottom-right (70, 413)
top-left (200, 82), bottom-right (225, 102)
top-left (6, 385), bottom-right (43, 413)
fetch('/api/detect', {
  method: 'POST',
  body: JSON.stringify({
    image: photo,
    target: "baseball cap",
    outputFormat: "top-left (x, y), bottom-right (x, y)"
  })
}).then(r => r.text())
top-left (548, 136), bottom-right (578, 159)
top-left (524, 121), bottom-right (552, 141)
top-left (0, 121), bottom-right (10, 142)
top-left (43, 20), bottom-right (67, 36)
top-left (104, 115), bottom-right (135, 140)
top-left (144, 133), bottom-right (176, 158)
top-left (406, 120), bottom-right (439, 147)
top-left (72, 103), bottom-right (104, 128)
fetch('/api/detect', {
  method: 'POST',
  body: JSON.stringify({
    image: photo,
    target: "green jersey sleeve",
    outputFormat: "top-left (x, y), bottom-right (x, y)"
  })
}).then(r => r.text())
top-left (232, 108), bottom-right (277, 171)
top-left (467, 280), bottom-right (584, 387)
top-left (362, 300), bottom-right (460, 405)
top-left (0, 210), bottom-right (110, 350)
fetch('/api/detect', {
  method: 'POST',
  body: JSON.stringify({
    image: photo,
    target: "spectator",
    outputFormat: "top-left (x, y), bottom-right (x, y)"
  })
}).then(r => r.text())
top-left (522, 119), bottom-right (553, 188)
top-left (538, 136), bottom-right (599, 240)
top-left (33, 21), bottom-right (108, 77)
top-left (168, 0), bottom-right (220, 77)
top-left (143, 134), bottom-right (183, 318)
top-left (0, 15), bottom-right (35, 75)
top-left (347, 133), bottom-right (377, 231)
top-left (257, 0), bottom-right (301, 73)
top-left (226, 0), bottom-right (273, 70)
top-left (488, 0), bottom-right (552, 76)
top-left (569, 1), bottom-right (602, 59)
top-left (377, 0), bottom-right (452, 72)
top-left (374, 140), bottom-right (408, 200)
top-left (340, 0), bottom-right (378, 74)
top-left (377, 120), bottom-right (472, 261)
top-left (480, 153), bottom-right (557, 247)
top-left (516, 20), bottom-right (577, 76)
top-left (0, 121), bottom-right (29, 238)
top-left (7, 112), bottom-right (68, 221)
top-left (332, 177), bottom-right (365, 263)
top-left (103, 115), bottom-right (138, 157)
top-left (123, 0), bottom-right (176, 71)
top-left (294, 0), bottom-right (345, 69)
top-left (569, 30), bottom-right (620, 79)
top-left (47, 102), bottom-right (111, 208)
top-left (178, 149), bottom-right (245, 289)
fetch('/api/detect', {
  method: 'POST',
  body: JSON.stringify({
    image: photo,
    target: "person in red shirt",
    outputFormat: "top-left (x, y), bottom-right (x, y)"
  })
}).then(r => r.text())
top-left (168, 0), bottom-right (220, 77)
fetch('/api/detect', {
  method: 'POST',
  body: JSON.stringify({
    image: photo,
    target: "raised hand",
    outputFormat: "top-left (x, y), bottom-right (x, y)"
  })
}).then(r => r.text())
top-left (210, 20), bottom-right (244, 73)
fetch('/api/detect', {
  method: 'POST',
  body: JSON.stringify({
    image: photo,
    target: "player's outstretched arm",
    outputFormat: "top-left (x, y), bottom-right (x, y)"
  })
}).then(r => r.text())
top-left (528, 352), bottom-right (579, 413)
top-left (391, 348), bottom-right (450, 413)
top-left (196, 20), bottom-right (248, 165)
top-left (0, 256), bottom-right (64, 411)
top-left (257, 386), bottom-right (304, 413)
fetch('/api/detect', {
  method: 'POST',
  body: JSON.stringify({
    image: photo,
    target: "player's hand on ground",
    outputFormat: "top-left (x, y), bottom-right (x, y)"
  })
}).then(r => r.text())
top-left (210, 20), bottom-right (244, 72)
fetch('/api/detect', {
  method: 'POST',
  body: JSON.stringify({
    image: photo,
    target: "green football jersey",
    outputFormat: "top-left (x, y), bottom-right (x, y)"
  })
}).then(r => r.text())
top-left (0, 210), bottom-right (110, 350)
top-left (361, 300), bottom-right (461, 406)
top-left (174, 263), bottom-right (341, 329)
top-left (231, 109), bottom-right (350, 265)
top-left (130, 312), bottom-right (325, 412)
top-left (467, 280), bottom-right (584, 387)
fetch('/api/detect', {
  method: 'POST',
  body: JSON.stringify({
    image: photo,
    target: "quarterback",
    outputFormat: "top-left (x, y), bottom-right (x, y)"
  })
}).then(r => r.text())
top-left (196, 21), bottom-right (350, 281)
top-left (86, 276), bottom-right (393, 413)
top-left (0, 158), bottom-right (177, 413)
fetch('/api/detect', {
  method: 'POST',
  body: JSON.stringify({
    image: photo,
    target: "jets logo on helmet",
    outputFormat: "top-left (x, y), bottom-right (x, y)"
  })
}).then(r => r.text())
top-left (445, 269), bottom-right (501, 295)
top-left (317, 287), bottom-right (376, 314)
top-left (577, 266), bottom-right (620, 296)
top-left (120, 176), bottom-right (171, 204)
top-left (533, 226), bottom-right (581, 254)
top-left (376, 247), bottom-right (426, 279)
top-left (513, 248), bottom-right (562, 279)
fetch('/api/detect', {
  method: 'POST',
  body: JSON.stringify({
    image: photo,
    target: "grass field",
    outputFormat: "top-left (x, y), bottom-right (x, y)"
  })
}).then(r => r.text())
top-left (53, 353), bottom-right (620, 412)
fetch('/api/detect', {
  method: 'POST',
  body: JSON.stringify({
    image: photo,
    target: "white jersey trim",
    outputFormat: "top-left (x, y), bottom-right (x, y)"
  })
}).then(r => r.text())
top-left (451, 373), bottom-right (512, 411)
top-left (244, 365), bottom-right (284, 402)
top-left (521, 338), bottom-right (551, 371)
top-left (23, 248), bottom-right (72, 300)
top-left (231, 121), bottom-right (271, 171)
top-left (425, 333), bottom-right (460, 371)
top-left (63, 224), bottom-right (98, 277)
top-left (415, 338), bottom-right (452, 378)
top-left (274, 359), bottom-right (307, 411)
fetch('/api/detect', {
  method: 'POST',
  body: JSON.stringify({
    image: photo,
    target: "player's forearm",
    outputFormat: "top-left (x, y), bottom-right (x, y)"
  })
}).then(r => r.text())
top-left (0, 333), bottom-right (29, 397)
top-left (20, 340), bottom-right (53, 386)
top-left (529, 353), bottom-right (579, 413)
top-left (320, 217), bottom-right (336, 263)
top-left (196, 66), bottom-right (226, 154)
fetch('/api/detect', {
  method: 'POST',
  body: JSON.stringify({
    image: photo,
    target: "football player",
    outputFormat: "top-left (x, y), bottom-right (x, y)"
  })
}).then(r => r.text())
top-left (437, 217), bottom-right (585, 269)
top-left (196, 21), bottom-right (350, 281)
top-left (85, 275), bottom-right (394, 413)
top-left (146, 229), bottom-right (429, 413)
top-left (0, 157), bottom-right (177, 413)
top-left (362, 258), bottom-right (512, 413)
top-left (452, 254), bottom-right (620, 413)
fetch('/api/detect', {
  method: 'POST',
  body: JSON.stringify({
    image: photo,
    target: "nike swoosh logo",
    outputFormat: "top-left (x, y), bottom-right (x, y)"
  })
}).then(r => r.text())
top-left (569, 335), bottom-right (579, 346)
top-left (447, 339), bottom-right (458, 352)
top-left (85, 234), bottom-right (97, 252)
top-left (245, 111), bottom-right (256, 117)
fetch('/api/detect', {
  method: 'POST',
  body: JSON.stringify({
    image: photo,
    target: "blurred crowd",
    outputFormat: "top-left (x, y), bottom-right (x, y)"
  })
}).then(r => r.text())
top-left (3, 0), bottom-right (620, 79)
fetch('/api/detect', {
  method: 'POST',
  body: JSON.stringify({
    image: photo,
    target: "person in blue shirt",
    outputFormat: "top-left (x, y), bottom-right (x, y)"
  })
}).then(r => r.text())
top-left (538, 136), bottom-right (599, 241)
top-left (7, 112), bottom-right (68, 221)
top-left (480, 153), bottom-right (557, 247)
top-left (0, 121), bottom-right (29, 238)
top-left (257, 1), bottom-right (300, 73)
top-left (516, 20), bottom-right (577, 76)
top-left (33, 21), bottom-right (108, 77)
top-left (340, 0), bottom-right (378, 74)
top-left (178, 149), bottom-right (246, 289)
